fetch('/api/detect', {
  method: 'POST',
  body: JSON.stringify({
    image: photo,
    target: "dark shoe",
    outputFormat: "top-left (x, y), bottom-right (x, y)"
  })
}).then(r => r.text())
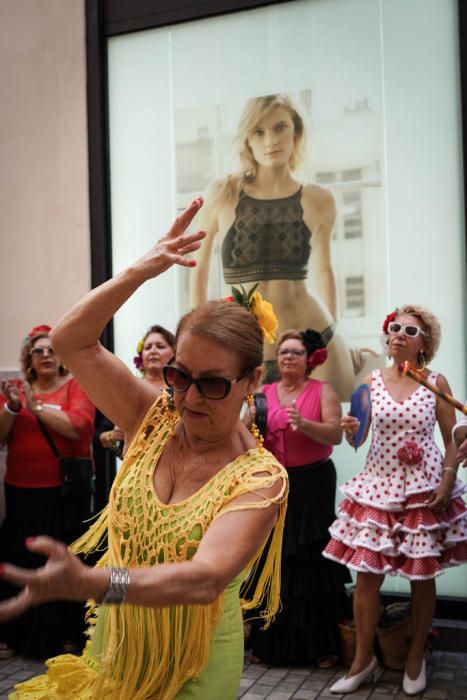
top-left (0, 643), bottom-right (16, 660)
top-left (317, 655), bottom-right (338, 669)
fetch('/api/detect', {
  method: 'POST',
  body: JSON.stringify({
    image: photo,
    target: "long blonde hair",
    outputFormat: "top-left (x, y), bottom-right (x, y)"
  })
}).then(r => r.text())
top-left (215, 93), bottom-right (308, 206)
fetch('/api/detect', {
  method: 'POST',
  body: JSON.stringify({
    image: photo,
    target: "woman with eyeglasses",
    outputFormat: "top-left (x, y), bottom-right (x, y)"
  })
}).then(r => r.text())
top-left (0, 326), bottom-right (95, 660)
top-left (247, 328), bottom-right (350, 669)
top-left (324, 305), bottom-right (467, 696)
top-left (0, 199), bottom-right (288, 700)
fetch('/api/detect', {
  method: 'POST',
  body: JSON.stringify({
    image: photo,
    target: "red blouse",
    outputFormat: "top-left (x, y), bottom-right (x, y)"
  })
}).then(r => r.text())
top-left (1, 378), bottom-right (95, 488)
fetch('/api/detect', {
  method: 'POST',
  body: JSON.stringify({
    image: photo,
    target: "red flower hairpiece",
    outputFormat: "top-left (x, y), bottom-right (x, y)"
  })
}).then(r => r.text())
top-left (28, 324), bottom-right (52, 337)
top-left (382, 311), bottom-right (398, 335)
top-left (308, 347), bottom-right (328, 370)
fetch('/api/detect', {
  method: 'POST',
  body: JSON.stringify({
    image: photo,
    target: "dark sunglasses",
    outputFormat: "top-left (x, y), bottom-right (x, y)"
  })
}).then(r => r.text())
top-left (387, 322), bottom-right (426, 338)
top-left (163, 364), bottom-right (251, 400)
top-left (31, 347), bottom-right (55, 356)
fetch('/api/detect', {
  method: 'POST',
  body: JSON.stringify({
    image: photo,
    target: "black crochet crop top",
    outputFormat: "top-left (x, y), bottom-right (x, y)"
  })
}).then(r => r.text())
top-left (221, 188), bottom-right (312, 284)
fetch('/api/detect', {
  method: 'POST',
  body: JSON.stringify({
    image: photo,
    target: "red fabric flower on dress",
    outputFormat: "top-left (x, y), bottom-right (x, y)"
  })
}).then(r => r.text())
top-left (397, 440), bottom-right (424, 466)
top-left (382, 311), bottom-right (398, 335)
top-left (308, 347), bottom-right (328, 370)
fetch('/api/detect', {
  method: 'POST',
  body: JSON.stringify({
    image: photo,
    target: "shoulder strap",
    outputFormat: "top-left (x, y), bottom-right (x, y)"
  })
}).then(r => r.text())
top-left (35, 417), bottom-right (61, 459)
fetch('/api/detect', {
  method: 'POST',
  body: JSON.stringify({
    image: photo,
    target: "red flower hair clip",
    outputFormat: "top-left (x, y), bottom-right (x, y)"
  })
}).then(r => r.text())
top-left (397, 440), bottom-right (424, 466)
top-left (382, 310), bottom-right (398, 335)
top-left (308, 347), bottom-right (328, 370)
top-left (28, 324), bottom-right (52, 337)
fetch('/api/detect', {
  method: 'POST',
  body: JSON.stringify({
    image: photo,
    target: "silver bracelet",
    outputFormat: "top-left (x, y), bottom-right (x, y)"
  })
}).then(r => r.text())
top-left (101, 566), bottom-right (130, 605)
top-left (4, 403), bottom-right (20, 416)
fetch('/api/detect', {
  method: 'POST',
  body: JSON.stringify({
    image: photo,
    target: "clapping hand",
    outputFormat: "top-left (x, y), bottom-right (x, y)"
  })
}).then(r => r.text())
top-left (286, 400), bottom-right (302, 431)
top-left (0, 537), bottom-right (91, 622)
top-left (0, 380), bottom-right (21, 412)
top-left (22, 381), bottom-right (42, 414)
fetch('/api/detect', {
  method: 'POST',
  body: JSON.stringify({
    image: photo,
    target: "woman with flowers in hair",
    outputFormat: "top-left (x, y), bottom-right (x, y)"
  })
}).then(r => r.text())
top-left (98, 325), bottom-right (175, 456)
top-left (325, 305), bottom-right (467, 696)
top-left (0, 199), bottom-right (288, 700)
top-left (247, 327), bottom-right (350, 668)
top-left (0, 325), bottom-right (95, 659)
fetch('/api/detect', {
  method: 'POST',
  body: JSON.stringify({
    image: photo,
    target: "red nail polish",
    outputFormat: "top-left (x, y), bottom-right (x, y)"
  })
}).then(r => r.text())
top-left (0, 565), bottom-right (5, 576)
top-left (25, 537), bottom-right (36, 546)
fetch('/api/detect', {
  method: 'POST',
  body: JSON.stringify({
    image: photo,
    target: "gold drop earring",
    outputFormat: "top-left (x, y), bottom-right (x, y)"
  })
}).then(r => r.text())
top-left (245, 393), bottom-right (264, 451)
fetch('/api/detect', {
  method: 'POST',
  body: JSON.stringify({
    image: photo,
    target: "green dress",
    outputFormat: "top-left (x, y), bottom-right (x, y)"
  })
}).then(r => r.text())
top-left (11, 393), bottom-right (288, 700)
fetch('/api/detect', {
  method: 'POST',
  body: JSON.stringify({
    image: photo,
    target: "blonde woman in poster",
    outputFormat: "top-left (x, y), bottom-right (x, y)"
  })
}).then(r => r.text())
top-left (191, 93), bottom-right (356, 399)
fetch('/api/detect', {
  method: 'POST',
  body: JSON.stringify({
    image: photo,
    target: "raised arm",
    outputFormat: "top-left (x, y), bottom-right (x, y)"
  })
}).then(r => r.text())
top-left (51, 199), bottom-right (206, 437)
top-left (304, 185), bottom-right (337, 320)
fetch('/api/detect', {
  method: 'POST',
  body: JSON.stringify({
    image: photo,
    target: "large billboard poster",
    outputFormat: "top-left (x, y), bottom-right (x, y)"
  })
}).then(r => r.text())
top-left (174, 88), bottom-right (385, 400)
top-left (107, 0), bottom-right (466, 595)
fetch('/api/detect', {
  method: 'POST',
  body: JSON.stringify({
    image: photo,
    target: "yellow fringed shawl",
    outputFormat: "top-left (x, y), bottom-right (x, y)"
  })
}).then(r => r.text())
top-left (17, 393), bottom-right (288, 700)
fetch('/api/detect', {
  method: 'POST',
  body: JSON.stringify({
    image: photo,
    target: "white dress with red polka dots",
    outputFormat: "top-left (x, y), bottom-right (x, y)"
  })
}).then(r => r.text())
top-left (324, 370), bottom-right (467, 580)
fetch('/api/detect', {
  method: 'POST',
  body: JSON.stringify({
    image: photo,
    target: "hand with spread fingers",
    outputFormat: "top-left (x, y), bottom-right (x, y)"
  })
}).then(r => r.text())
top-left (133, 197), bottom-right (206, 282)
top-left (0, 537), bottom-right (92, 622)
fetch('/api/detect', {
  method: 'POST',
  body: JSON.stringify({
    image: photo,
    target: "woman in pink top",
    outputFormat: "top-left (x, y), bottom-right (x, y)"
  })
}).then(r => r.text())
top-left (247, 328), bottom-right (350, 667)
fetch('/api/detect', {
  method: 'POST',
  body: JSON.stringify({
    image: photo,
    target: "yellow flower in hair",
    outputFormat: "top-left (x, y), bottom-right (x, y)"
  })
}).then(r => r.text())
top-left (251, 291), bottom-right (278, 344)
top-left (136, 338), bottom-right (144, 354)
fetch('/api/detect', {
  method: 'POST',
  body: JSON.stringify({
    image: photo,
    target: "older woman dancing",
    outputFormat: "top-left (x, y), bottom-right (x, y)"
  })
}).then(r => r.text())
top-left (0, 199), bottom-right (288, 700)
top-left (324, 306), bottom-right (467, 695)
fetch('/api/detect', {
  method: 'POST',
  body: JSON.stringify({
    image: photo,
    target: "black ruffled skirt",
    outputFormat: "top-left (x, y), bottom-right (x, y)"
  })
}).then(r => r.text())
top-left (0, 484), bottom-right (91, 658)
top-left (247, 460), bottom-right (351, 666)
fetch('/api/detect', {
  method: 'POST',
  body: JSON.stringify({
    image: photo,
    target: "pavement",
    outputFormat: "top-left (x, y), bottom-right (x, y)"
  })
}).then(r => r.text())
top-left (0, 650), bottom-right (466, 699)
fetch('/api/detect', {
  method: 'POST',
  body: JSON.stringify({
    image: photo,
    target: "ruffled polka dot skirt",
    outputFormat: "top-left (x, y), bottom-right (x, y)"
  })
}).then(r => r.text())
top-left (324, 370), bottom-right (467, 580)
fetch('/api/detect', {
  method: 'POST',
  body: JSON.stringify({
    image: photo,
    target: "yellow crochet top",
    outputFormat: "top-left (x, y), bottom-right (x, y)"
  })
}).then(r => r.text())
top-left (65, 392), bottom-right (288, 699)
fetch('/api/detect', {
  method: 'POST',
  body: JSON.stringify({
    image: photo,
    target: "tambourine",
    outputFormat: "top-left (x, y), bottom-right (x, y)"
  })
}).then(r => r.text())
top-left (254, 392), bottom-right (268, 438)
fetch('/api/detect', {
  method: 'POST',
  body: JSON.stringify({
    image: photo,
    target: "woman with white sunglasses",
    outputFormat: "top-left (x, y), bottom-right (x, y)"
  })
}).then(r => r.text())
top-left (323, 305), bottom-right (467, 696)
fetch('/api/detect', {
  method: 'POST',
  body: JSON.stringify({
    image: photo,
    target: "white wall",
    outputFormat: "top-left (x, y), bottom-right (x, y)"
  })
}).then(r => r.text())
top-left (0, 0), bottom-right (90, 371)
